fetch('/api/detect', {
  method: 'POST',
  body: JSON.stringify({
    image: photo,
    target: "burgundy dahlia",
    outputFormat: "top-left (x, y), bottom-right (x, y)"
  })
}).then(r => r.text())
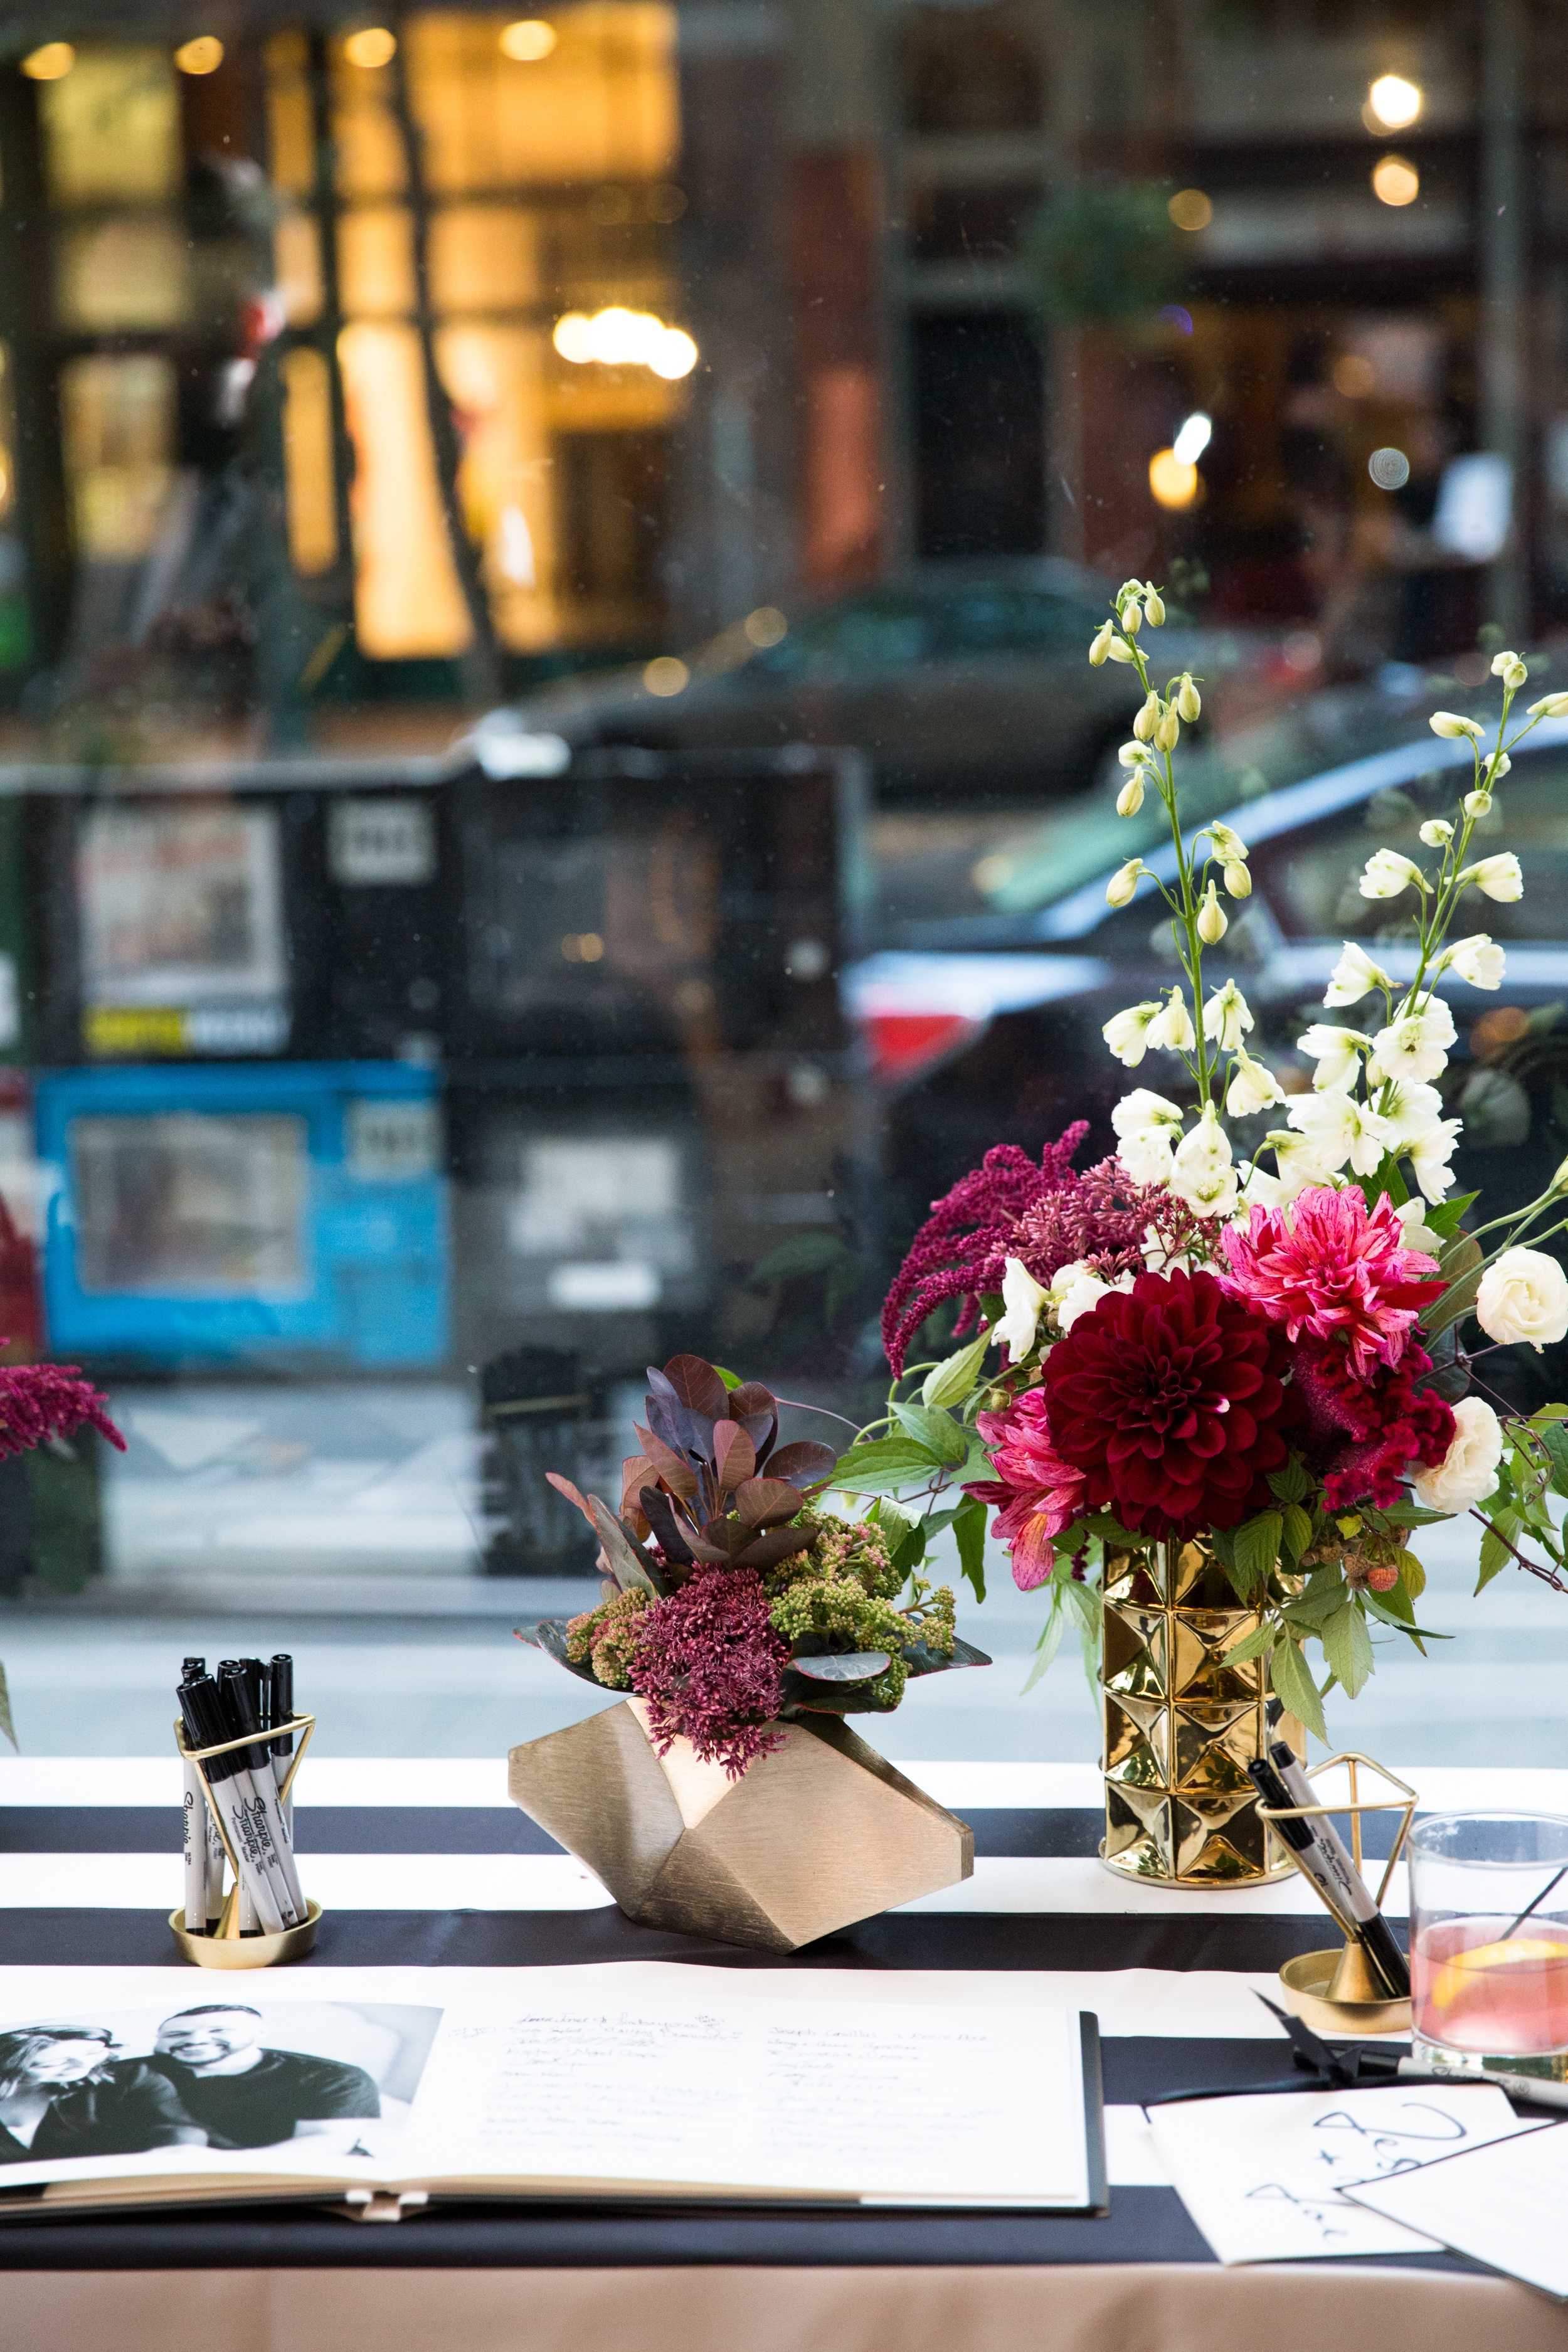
top-left (628, 1567), bottom-right (789, 1777)
top-left (1041, 1266), bottom-right (1293, 1538)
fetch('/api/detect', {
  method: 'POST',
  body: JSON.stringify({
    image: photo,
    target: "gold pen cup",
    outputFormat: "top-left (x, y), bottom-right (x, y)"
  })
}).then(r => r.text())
top-left (1256, 1751), bottom-right (1416, 2037)
top-left (171, 1714), bottom-right (320, 1969)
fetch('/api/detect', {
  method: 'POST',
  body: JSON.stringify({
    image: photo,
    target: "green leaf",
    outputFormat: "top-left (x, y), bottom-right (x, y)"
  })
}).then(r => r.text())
top-left (1476, 1513), bottom-right (1518, 1591)
top-left (1537, 1418), bottom-right (1568, 1499)
top-left (1224, 1621), bottom-right (1277, 1665)
top-left (1359, 1152), bottom-right (1409, 1208)
top-left (890, 1399), bottom-right (970, 1467)
top-left (1084, 1512), bottom-right (1153, 1549)
top-left (1422, 1190), bottom-right (1479, 1240)
top-left (1266, 1454), bottom-right (1311, 1505)
top-left (0, 1659), bottom-right (13, 1752)
top-left (712, 1365), bottom-right (743, 1391)
top-left (953, 1495), bottom-right (987, 1604)
top-left (1397, 1549), bottom-right (1426, 1600)
top-left (1320, 1600), bottom-right (1375, 1699)
top-left (751, 1232), bottom-right (851, 1283)
top-left (869, 1495), bottom-right (917, 1550)
top-left (1281, 1503), bottom-right (1313, 1563)
top-left (1379, 1502), bottom-right (1451, 1527)
top-left (1268, 1636), bottom-right (1327, 1742)
top-left (1021, 1599), bottom-right (1067, 1693)
top-left (830, 1437), bottom-right (945, 1494)
top-left (921, 1328), bottom-right (993, 1410)
top-left (1424, 1231), bottom-right (1484, 1338)
top-left (1233, 1508), bottom-right (1283, 1590)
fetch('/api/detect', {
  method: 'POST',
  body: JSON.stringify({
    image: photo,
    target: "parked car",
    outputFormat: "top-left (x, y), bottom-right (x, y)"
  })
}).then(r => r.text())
top-left (460, 559), bottom-right (1278, 806)
top-left (850, 678), bottom-right (1568, 1398)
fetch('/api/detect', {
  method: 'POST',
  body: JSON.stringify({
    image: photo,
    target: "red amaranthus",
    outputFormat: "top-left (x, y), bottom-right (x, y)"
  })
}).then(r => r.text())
top-left (1040, 1267), bottom-right (1295, 1539)
top-left (0, 1362), bottom-right (122, 1460)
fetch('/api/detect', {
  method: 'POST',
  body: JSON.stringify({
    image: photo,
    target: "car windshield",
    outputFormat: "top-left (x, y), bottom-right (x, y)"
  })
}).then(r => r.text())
top-left (746, 578), bottom-right (1101, 679)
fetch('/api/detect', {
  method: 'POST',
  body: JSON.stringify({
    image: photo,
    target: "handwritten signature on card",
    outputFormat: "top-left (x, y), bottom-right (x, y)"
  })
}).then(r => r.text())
top-left (1245, 2102), bottom-right (1470, 2245)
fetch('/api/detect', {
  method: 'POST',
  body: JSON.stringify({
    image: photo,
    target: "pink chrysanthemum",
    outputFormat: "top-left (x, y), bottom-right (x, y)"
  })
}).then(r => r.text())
top-left (1220, 1185), bottom-right (1445, 1380)
top-left (628, 1567), bottom-right (788, 1778)
top-left (965, 1391), bottom-right (1087, 1590)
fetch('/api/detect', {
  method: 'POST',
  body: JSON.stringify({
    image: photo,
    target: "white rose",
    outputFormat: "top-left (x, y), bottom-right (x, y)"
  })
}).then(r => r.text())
top-left (1296, 1024), bottom-right (1369, 1092)
top-left (994, 1257), bottom-right (1049, 1360)
top-left (1324, 941), bottom-right (1391, 1009)
top-left (1146, 990), bottom-right (1195, 1052)
top-left (1442, 933), bottom-right (1506, 990)
top-left (1102, 1002), bottom-right (1160, 1067)
top-left (1411, 1397), bottom-right (1503, 1513)
top-left (1476, 1248), bottom-right (1568, 1352)
top-left (1360, 847), bottom-right (1426, 899)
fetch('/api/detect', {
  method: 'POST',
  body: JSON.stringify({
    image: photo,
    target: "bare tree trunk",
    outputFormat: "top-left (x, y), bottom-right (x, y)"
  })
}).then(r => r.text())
top-left (386, 21), bottom-right (504, 707)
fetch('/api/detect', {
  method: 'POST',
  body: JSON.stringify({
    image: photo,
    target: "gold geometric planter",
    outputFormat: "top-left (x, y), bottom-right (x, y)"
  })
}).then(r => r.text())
top-left (509, 1697), bottom-right (973, 1952)
top-left (1101, 1537), bottom-right (1300, 1887)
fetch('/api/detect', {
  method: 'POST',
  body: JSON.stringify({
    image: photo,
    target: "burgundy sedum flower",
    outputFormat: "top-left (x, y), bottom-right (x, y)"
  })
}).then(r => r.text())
top-left (1041, 1266), bottom-right (1293, 1539)
top-left (628, 1567), bottom-right (789, 1778)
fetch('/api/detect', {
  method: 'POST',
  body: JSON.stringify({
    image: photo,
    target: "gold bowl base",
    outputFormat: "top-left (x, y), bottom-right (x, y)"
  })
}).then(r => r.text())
top-left (169, 1900), bottom-right (322, 1969)
top-left (1279, 1947), bottom-right (1411, 2038)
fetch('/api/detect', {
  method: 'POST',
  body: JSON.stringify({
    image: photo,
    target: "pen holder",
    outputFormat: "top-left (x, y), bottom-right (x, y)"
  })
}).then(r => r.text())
top-left (171, 1714), bottom-right (321, 1969)
top-left (1256, 1751), bottom-right (1416, 2038)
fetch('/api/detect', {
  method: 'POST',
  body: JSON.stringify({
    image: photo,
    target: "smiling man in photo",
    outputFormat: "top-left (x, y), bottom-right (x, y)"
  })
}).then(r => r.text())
top-left (150, 2006), bottom-right (380, 2153)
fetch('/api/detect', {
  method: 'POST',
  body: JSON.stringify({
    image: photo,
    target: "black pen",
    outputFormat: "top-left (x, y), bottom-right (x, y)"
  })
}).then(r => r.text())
top-left (1269, 1737), bottom-right (1411, 2000)
top-left (1247, 1752), bottom-right (1407, 1999)
top-left (270, 1654), bottom-right (295, 1838)
top-left (178, 1677), bottom-right (291, 1934)
top-left (179, 1657), bottom-right (211, 1934)
top-left (216, 1666), bottom-right (307, 1923)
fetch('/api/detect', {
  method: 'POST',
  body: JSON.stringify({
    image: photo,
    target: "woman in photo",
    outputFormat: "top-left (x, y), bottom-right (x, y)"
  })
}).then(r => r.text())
top-left (0, 2026), bottom-right (206, 2163)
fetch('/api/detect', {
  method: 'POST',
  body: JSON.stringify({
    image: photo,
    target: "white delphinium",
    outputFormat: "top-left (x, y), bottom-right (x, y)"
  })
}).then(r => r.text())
top-left (1170, 1104), bottom-right (1237, 1216)
top-left (1490, 650), bottom-right (1529, 691)
top-left (1367, 997), bottom-right (1456, 1085)
top-left (1203, 978), bottom-right (1252, 1051)
top-left (1419, 818), bottom-right (1454, 848)
top-left (1226, 1052), bottom-right (1285, 1116)
top-left (1133, 694), bottom-right (1160, 743)
top-left (1324, 942), bottom-right (1392, 1008)
top-left (1430, 711), bottom-right (1486, 740)
top-left (1175, 674), bottom-right (1200, 722)
top-left (1296, 1024), bottom-right (1369, 1092)
top-left (1106, 858), bottom-right (1145, 906)
top-left (993, 1258), bottom-right (1049, 1360)
top-left (1440, 933), bottom-right (1505, 989)
top-left (1146, 988), bottom-right (1195, 1052)
top-left (1286, 1089), bottom-right (1391, 1179)
top-left (1528, 690), bottom-right (1568, 716)
top-left (1360, 847), bottom-right (1428, 899)
top-left (1405, 1114), bottom-right (1463, 1202)
top-left (1459, 852), bottom-right (1523, 902)
top-left (1102, 1002), bottom-right (1162, 1067)
top-left (1116, 773), bottom-right (1145, 818)
top-left (1263, 1127), bottom-right (1337, 1201)
top-left (1112, 1089), bottom-right (1185, 1185)
top-left (1050, 1261), bottom-right (1136, 1332)
top-left (1377, 1076), bottom-right (1446, 1149)
top-left (1197, 880), bottom-right (1227, 945)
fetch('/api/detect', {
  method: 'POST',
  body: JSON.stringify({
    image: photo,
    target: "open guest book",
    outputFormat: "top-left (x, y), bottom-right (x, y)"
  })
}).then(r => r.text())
top-left (0, 1963), bottom-right (1106, 2222)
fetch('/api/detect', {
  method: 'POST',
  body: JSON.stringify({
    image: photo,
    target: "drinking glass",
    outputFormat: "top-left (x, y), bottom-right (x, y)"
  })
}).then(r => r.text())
top-left (1409, 1811), bottom-right (1568, 2074)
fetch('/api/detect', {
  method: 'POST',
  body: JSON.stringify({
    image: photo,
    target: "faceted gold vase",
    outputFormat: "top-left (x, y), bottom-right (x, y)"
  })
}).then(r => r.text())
top-left (1101, 1537), bottom-right (1300, 1886)
top-left (509, 1698), bottom-right (973, 1952)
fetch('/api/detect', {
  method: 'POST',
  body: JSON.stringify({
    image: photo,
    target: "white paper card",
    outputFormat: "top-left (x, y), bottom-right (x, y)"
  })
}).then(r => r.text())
top-left (1343, 2119), bottom-right (1568, 2299)
top-left (1148, 2084), bottom-right (1540, 2264)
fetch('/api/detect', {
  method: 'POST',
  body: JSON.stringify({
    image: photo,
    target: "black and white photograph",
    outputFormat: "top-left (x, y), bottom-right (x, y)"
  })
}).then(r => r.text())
top-left (0, 2003), bottom-right (442, 2169)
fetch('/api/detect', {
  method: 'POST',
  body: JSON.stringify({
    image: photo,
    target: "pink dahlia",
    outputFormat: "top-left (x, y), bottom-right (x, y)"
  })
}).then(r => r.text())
top-left (1041, 1268), bottom-right (1294, 1539)
top-left (628, 1567), bottom-right (788, 1778)
top-left (965, 1391), bottom-right (1087, 1590)
top-left (1221, 1185), bottom-right (1445, 1380)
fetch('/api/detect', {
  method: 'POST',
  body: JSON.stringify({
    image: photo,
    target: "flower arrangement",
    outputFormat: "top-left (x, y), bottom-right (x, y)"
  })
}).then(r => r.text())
top-left (519, 1353), bottom-right (987, 1777)
top-left (840, 585), bottom-right (1568, 1742)
top-left (0, 1362), bottom-right (124, 1750)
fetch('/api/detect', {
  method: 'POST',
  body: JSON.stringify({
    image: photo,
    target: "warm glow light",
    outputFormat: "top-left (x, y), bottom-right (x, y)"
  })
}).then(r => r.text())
top-left (553, 307), bottom-right (698, 378)
top-left (174, 35), bottom-right (224, 74)
top-left (1367, 72), bottom-right (1422, 129)
top-left (500, 19), bottom-right (557, 60)
top-left (1148, 448), bottom-right (1199, 510)
top-left (21, 41), bottom-right (74, 79)
top-left (1333, 354), bottom-right (1377, 397)
top-left (644, 656), bottom-right (689, 697)
top-left (1172, 411), bottom-right (1212, 467)
top-left (1372, 154), bottom-right (1420, 207)
top-left (1167, 188), bottom-right (1212, 232)
top-left (343, 26), bottom-right (397, 68)
top-left (744, 606), bottom-right (787, 647)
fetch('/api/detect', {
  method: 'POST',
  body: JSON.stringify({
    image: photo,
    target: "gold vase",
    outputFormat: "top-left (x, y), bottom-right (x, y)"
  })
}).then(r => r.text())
top-left (1101, 1535), bottom-right (1300, 1887)
top-left (509, 1697), bottom-right (973, 1952)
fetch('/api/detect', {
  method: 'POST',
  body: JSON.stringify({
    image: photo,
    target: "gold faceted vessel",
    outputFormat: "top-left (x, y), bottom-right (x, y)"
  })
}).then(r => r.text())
top-left (1101, 1537), bottom-right (1300, 1886)
top-left (509, 1697), bottom-right (973, 1951)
